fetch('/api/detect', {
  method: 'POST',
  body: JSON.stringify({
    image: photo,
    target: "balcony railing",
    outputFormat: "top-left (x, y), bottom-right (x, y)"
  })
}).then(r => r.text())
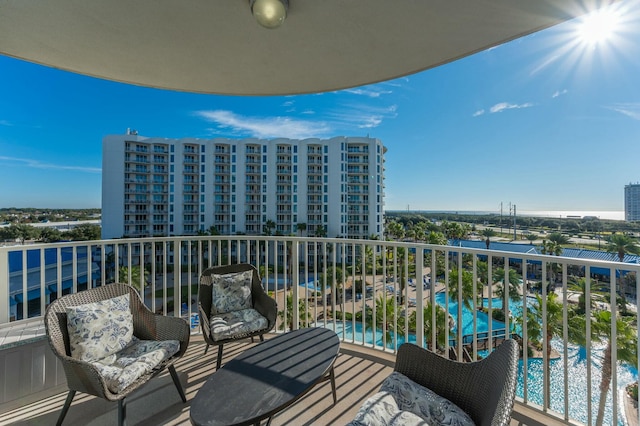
top-left (0, 236), bottom-right (638, 425)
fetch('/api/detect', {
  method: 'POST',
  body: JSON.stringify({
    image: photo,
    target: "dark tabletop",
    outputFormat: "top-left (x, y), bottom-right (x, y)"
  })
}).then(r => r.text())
top-left (190, 327), bottom-right (340, 426)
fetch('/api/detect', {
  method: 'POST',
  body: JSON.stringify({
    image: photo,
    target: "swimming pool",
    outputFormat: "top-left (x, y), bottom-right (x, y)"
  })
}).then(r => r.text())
top-left (320, 294), bottom-right (637, 425)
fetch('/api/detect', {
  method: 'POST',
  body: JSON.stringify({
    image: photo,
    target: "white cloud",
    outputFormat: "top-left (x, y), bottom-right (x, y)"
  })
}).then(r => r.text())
top-left (0, 156), bottom-right (101, 173)
top-left (195, 110), bottom-right (330, 139)
top-left (606, 103), bottom-right (640, 120)
top-left (552, 89), bottom-right (568, 98)
top-left (489, 102), bottom-right (534, 113)
top-left (343, 87), bottom-right (393, 98)
top-left (472, 109), bottom-right (485, 117)
top-left (282, 100), bottom-right (294, 107)
top-left (326, 104), bottom-right (398, 129)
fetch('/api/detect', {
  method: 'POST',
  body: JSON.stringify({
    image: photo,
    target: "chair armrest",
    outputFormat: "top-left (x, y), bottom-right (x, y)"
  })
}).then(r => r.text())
top-left (133, 304), bottom-right (191, 356)
top-left (57, 354), bottom-right (117, 400)
top-left (198, 302), bottom-right (214, 341)
top-left (152, 313), bottom-right (191, 356)
top-left (253, 290), bottom-right (277, 332)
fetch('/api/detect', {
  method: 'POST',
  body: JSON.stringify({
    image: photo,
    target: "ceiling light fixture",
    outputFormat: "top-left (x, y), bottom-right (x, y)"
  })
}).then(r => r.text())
top-left (250, 0), bottom-right (289, 29)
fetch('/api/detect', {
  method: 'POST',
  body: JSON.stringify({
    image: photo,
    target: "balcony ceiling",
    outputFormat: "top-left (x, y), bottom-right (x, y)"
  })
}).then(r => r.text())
top-left (0, 0), bottom-right (618, 96)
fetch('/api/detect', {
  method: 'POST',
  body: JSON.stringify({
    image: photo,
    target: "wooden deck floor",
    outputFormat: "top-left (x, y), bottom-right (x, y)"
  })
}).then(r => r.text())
top-left (0, 334), bottom-right (569, 426)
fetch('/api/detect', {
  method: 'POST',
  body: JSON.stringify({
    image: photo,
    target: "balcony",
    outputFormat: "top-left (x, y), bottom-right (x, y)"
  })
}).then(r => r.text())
top-left (0, 333), bottom-right (559, 426)
top-left (1, 236), bottom-right (638, 426)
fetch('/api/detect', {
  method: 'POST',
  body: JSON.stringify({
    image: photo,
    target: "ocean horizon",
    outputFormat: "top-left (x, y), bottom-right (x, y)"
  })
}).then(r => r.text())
top-left (389, 210), bottom-right (625, 221)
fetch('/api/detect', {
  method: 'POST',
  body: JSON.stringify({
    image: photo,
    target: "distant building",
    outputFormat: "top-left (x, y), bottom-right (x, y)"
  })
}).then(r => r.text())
top-left (102, 133), bottom-right (386, 240)
top-left (625, 183), bottom-right (640, 222)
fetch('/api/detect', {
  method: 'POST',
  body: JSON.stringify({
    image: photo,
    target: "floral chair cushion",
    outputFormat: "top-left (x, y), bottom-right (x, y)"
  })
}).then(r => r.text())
top-left (347, 391), bottom-right (427, 426)
top-left (210, 270), bottom-right (254, 316)
top-left (66, 294), bottom-right (134, 362)
top-left (90, 337), bottom-right (180, 394)
top-left (348, 372), bottom-right (474, 426)
top-left (210, 308), bottom-right (268, 341)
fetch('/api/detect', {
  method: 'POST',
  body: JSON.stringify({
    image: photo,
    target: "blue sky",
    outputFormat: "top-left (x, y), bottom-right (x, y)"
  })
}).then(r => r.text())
top-left (1, 1), bottom-right (639, 213)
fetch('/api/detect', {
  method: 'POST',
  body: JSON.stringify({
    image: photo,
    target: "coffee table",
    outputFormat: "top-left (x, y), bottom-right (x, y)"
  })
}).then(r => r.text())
top-left (190, 327), bottom-right (340, 426)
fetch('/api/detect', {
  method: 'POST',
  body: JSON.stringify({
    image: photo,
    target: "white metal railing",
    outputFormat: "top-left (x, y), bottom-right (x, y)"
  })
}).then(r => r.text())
top-left (0, 236), bottom-right (638, 425)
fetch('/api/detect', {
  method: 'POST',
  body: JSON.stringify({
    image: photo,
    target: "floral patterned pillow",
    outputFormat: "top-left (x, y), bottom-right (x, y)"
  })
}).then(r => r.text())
top-left (66, 293), bottom-right (134, 362)
top-left (210, 270), bottom-right (253, 315)
top-left (380, 372), bottom-right (475, 426)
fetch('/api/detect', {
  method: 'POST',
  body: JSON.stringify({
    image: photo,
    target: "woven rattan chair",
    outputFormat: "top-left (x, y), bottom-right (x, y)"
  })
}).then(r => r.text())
top-left (198, 263), bottom-right (277, 369)
top-left (394, 339), bottom-right (519, 426)
top-left (44, 283), bottom-right (190, 426)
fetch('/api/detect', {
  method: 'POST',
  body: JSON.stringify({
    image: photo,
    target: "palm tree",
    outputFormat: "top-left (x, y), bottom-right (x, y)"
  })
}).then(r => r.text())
top-left (540, 232), bottom-right (569, 285)
top-left (591, 311), bottom-right (638, 426)
top-left (567, 277), bottom-right (601, 315)
top-left (476, 260), bottom-right (489, 309)
top-left (296, 222), bottom-right (307, 236)
top-left (493, 267), bottom-right (522, 303)
top-left (529, 292), bottom-right (586, 408)
top-left (386, 221), bottom-right (405, 241)
top-left (321, 266), bottom-right (345, 304)
top-left (606, 233), bottom-right (640, 262)
top-left (409, 302), bottom-right (452, 351)
top-left (314, 225), bottom-right (327, 237)
top-left (118, 265), bottom-right (148, 292)
top-left (480, 228), bottom-right (496, 249)
top-left (447, 267), bottom-right (479, 311)
top-left (541, 232), bottom-right (570, 256)
top-left (365, 295), bottom-right (403, 346)
top-left (263, 219), bottom-right (276, 236)
top-left (606, 233), bottom-right (640, 299)
top-left (426, 231), bottom-right (448, 245)
top-left (525, 234), bottom-right (538, 245)
top-left (278, 292), bottom-right (312, 331)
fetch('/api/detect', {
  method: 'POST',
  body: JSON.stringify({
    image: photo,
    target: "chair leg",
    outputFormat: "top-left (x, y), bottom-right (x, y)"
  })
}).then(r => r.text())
top-left (259, 334), bottom-right (265, 342)
top-left (216, 345), bottom-right (224, 370)
top-left (204, 343), bottom-right (210, 355)
top-left (169, 365), bottom-right (187, 403)
top-left (56, 390), bottom-right (76, 426)
top-left (251, 336), bottom-right (255, 343)
top-left (118, 398), bottom-right (126, 426)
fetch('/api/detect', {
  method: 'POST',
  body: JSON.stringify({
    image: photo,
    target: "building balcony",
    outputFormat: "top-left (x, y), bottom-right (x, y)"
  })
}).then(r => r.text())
top-left (1, 236), bottom-right (637, 426)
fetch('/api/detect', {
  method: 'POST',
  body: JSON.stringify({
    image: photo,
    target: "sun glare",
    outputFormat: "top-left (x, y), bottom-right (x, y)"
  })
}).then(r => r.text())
top-left (577, 8), bottom-right (619, 46)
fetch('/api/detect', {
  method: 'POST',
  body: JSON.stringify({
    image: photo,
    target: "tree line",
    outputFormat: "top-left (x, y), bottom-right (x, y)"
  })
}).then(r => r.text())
top-left (0, 223), bottom-right (101, 244)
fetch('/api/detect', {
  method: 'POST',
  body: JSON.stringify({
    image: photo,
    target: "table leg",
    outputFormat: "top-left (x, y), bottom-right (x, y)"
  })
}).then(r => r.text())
top-left (329, 366), bottom-right (337, 404)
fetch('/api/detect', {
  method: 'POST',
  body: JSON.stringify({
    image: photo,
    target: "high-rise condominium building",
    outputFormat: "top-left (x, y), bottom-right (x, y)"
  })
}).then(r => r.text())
top-left (625, 183), bottom-right (640, 222)
top-left (102, 132), bottom-right (386, 239)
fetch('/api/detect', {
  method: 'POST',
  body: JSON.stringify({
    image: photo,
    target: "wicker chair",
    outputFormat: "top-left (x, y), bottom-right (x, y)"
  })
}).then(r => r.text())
top-left (394, 339), bottom-right (519, 426)
top-left (44, 283), bottom-right (190, 426)
top-left (198, 263), bottom-right (277, 369)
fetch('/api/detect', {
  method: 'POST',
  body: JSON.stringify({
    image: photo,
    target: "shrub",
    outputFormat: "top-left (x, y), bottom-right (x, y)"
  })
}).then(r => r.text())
top-left (627, 382), bottom-right (638, 404)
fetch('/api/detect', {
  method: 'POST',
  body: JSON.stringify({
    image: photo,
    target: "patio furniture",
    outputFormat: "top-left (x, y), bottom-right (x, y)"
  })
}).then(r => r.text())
top-left (44, 283), bottom-right (190, 426)
top-left (190, 327), bottom-right (340, 426)
top-left (197, 263), bottom-right (277, 369)
top-left (349, 339), bottom-right (519, 426)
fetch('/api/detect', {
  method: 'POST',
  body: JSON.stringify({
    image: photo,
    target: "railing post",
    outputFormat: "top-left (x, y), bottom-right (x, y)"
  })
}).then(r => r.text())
top-left (415, 247), bottom-right (424, 348)
top-left (291, 239), bottom-right (300, 330)
top-left (0, 249), bottom-right (8, 324)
